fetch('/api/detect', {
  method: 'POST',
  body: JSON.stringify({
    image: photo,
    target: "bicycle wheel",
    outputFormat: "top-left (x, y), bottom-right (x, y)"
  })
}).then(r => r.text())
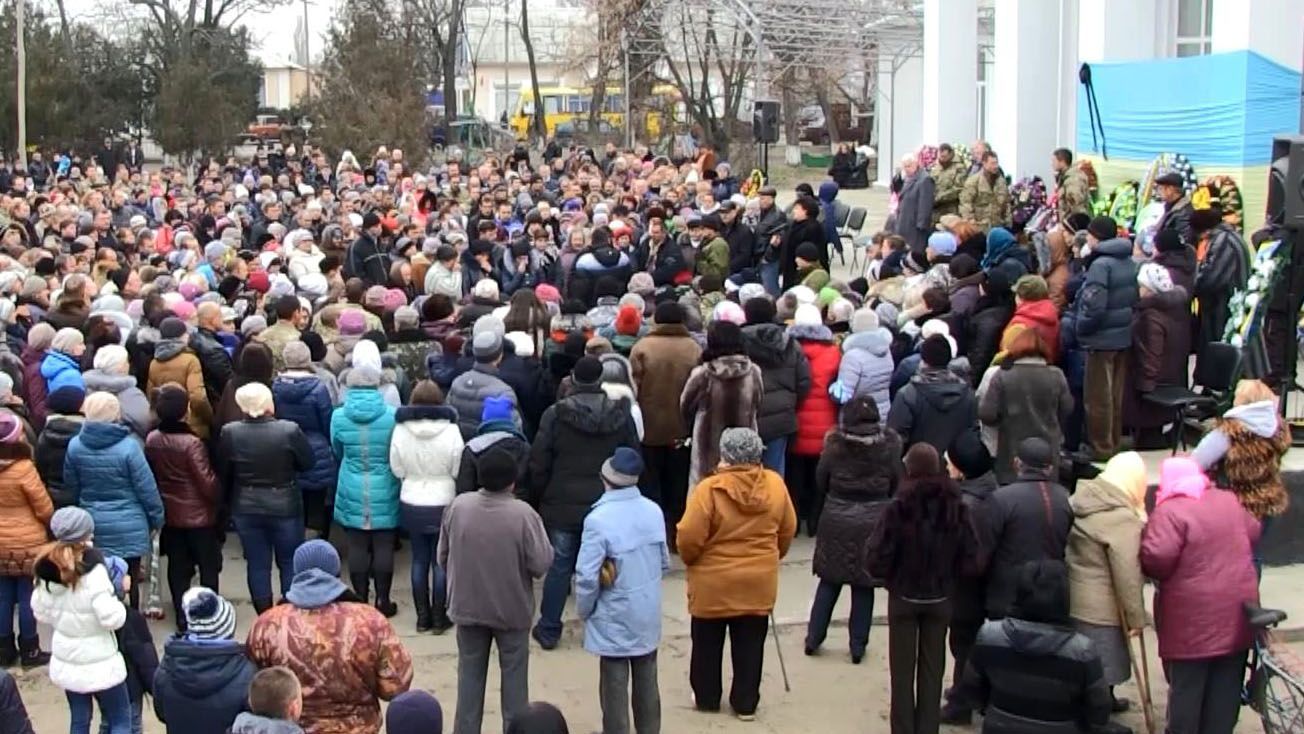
top-left (1256, 654), bottom-right (1304, 734)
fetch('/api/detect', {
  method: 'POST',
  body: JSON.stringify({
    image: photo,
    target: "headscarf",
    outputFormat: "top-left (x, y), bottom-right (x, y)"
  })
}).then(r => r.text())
top-left (1098, 451), bottom-right (1147, 520)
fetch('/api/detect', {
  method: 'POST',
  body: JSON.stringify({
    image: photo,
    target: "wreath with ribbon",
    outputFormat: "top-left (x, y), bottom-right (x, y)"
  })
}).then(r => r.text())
top-left (1009, 176), bottom-right (1048, 231)
top-left (1202, 174), bottom-right (1244, 232)
top-left (739, 169), bottom-right (766, 198)
top-left (1094, 181), bottom-right (1140, 227)
top-left (1140, 152), bottom-right (1198, 205)
top-left (951, 143), bottom-right (972, 171)
top-left (917, 144), bottom-right (939, 170)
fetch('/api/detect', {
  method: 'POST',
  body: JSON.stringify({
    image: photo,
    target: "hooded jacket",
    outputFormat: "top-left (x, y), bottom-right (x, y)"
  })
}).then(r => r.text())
top-left (978, 358), bottom-right (1073, 485)
top-left (1001, 299), bottom-right (1061, 362)
top-left (446, 363), bottom-right (521, 441)
top-left (147, 341), bottom-right (213, 439)
top-left (330, 387), bottom-right (399, 530)
top-left (741, 323), bottom-right (811, 442)
top-left (65, 421), bottom-right (164, 559)
top-left (676, 464), bottom-right (797, 618)
top-left (228, 714), bottom-right (305, 734)
top-left (153, 636), bottom-right (258, 734)
top-left (1073, 237), bottom-right (1138, 351)
top-left (0, 444), bottom-right (53, 576)
top-left (836, 328), bottom-right (894, 421)
top-left (389, 405), bottom-right (463, 509)
top-left (680, 354), bottom-right (765, 488)
top-left (35, 414), bottom-right (81, 508)
top-left (40, 350), bottom-right (84, 396)
top-left (82, 369), bottom-right (151, 441)
top-left (959, 617), bottom-right (1113, 734)
top-left (528, 386), bottom-right (641, 532)
top-left (789, 323), bottom-right (841, 456)
top-left (1191, 399), bottom-right (1290, 519)
top-left (984, 470), bottom-right (1073, 618)
top-left (272, 373), bottom-right (338, 492)
top-left (812, 424), bottom-right (901, 587)
top-left (887, 366), bottom-right (979, 456)
top-left (31, 556), bottom-right (127, 694)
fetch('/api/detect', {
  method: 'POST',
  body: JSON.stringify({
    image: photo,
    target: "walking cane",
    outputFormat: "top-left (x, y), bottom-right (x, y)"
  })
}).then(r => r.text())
top-left (1117, 600), bottom-right (1156, 734)
top-left (769, 612), bottom-right (791, 692)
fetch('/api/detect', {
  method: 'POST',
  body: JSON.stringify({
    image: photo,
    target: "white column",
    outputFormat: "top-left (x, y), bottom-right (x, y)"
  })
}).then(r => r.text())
top-left (922, 0), bottom-right (977, 144)
top-left (990, 0), bottom-right (1063, 180)
top-left (1212, 0), bottom-right (1304, 71)
top-left (875, 51), bottom-right (924, 185)
top-left (1078, 0), bottom-right (1160, 63)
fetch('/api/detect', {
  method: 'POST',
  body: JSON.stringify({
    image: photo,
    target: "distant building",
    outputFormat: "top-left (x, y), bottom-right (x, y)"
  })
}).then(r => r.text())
top-left (259, 63), bottom-right (316, 110)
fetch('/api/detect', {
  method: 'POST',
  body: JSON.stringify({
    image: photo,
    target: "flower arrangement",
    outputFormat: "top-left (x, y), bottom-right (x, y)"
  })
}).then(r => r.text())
top-left (1203, 174), bottom-right (1244, 232)
top-left (951, 142), bottom-right (972, 171)
top-left (917, 144), bottom-right (939, 170)
top-left (1140, 152), bottom-right (1198, 204)
top-left (1009, 176), bottom-right (1048, 231)
top-left (1224, 238), bottom-right (1285, 347)
top-left (739, 168), bottom-right (766, 197)
top-left (1094, 181), bottom-right (1140, 226)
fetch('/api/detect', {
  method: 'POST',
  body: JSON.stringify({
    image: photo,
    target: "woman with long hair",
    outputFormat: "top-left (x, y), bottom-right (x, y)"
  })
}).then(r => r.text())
top-left (503, 289), bottom-right (551, 359)
top-left (679, 321), bottom-right (764, 490)
top-left (32, 507), bottom-right (131, 733)
top-left (213, 341), bottom-right (274, 437)
top-left (1192, 379), bottom-right (1291, 524)
top-left (869, 443), bottom-right (979, 734)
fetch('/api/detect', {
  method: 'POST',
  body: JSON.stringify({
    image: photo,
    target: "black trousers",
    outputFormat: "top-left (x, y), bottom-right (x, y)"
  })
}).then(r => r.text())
top-left (887, 595), bottom-right (951, 734)
top-left (344, 528), bottom-right (396, 601)
top-left (303, 491), bottom-right (331, 539)
top-left (689, 615), bottom-right (767, 716)
top-left (1163, 651), bottom-right (1247, 734)
top-left (160, 526), bottom-right (223, 629)
top-left (945, 615), bottom-right (983, 707)
top-left (785, 454), bottom-right (820, 533)
top-left (641, 443), bottom-right (690, 527)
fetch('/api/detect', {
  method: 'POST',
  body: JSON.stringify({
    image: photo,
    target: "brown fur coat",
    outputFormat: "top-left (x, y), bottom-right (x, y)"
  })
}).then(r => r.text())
top-left (1217, 415), bottom-right (1291, 519)
top-left (680, 354), bottom-right (764, 489)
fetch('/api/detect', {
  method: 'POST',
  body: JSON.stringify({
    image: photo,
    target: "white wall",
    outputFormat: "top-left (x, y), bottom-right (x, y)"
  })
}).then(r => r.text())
top-left (1212, 0), bottom-right (1304, 71)
top-left (922, 0), bottom-right (977, 144)
top-left (990, 0), bottom-right (1062, 180)
top-left (875, 53), bottom-right (923, 185)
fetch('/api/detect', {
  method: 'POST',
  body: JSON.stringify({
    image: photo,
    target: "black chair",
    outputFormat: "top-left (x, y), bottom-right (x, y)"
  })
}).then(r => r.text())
top-left (1142, 341), bottom-right (1242, 455)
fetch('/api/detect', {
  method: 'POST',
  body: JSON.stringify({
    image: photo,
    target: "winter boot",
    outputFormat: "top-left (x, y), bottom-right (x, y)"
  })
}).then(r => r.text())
top-left (350, 573), bottom-right (371, 605)
top-left (373, 573), bottom-right (398, 618)
top-left (414, 595), bottom-right (433, 633)
top-left (0, 636), bottom-right (16, 667)
top-left (18, 636), bottom-right (50, 669)
top-left (430, 601), bottom-right (453, 634)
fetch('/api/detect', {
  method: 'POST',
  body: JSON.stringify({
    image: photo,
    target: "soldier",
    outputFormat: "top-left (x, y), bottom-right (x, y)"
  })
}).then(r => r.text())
top-left (1052, 148), bottom-right (1091, 224)
top-left (930, 143), bottom-right (967, 226)
top-left (960, 151), bottom-right (1011, 232)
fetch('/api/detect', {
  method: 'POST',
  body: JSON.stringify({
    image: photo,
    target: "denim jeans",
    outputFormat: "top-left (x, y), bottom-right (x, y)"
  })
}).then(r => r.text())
top-left (234, 514), bottom-right (303, 603)
top-left (535, 529), bottom-right (581, 643)
top-left (0, 575), bottom-right (35, 639)
top-left (97, 695), bottom-right (143, 734)
top-left (760, 261), bottom-right (781, 296)
top-left (761, 436), bottom-right (788, 478)
top-left (600, 652), bottom-right (661, 734)
top-left (410, 528), bottom-right (446, 609)
top-left (67, 681), bottom-right (131, 734)
top-left (805, 579), bottom-right (874, 655)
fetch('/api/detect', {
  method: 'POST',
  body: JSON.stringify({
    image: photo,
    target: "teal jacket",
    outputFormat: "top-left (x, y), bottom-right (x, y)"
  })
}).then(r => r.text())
top-left (330, 387), bottom-right (399, 530)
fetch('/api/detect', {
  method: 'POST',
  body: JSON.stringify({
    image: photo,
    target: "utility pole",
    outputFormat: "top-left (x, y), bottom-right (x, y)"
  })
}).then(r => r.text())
top-left (503, 0), bottom-right (510, 124)
top-left (15, 0), bottom-right (27, 169)
top-left (302, 0), bottom-right (312, 104)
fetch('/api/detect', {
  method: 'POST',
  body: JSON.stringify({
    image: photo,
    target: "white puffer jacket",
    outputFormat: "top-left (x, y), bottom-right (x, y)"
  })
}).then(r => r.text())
top-left (31, 562), bottom-right (127, 694)
top-left (389, 406), bottom-right (465, 508)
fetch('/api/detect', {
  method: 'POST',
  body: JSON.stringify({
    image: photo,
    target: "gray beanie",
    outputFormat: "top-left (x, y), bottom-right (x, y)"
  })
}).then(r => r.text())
top-left (394, 305), bottom-right (420, 331)
top-left (283, 340), bottom-right (312, 370)
top-left (50, 506), bottom-right (95, 542)
top-left (719, 427), bottom-right (764, 466)
top-left (346, 364), bottom-right (382, 387)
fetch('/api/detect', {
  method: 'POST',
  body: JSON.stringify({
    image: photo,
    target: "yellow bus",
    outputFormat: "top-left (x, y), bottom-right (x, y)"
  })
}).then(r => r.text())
top-left (509, 84), bottom-right (682, 140)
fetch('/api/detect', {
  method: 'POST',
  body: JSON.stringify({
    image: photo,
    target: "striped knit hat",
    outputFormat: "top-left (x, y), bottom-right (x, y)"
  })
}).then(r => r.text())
top-left (182, 587), bottom-right (237, 640)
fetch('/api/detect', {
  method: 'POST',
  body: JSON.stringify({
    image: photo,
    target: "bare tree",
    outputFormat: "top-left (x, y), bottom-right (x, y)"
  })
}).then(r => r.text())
top-left (400, 0), bottom-right (468, 120)
top-left (518, 0), bottom-right (544, 139)
top-left (658, 2), bottom-right (754, 154)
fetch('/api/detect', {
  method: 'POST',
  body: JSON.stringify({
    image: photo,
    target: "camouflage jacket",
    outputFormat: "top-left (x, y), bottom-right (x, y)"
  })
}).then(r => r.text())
top-left (247, 602), bottom-right (413, 734)
top-left (929, 161), bottom-right (967, 221)
top-left (1056, 167), bottom-right (1092, 222)
top-left (960, 172), bottom-right (1011, 231)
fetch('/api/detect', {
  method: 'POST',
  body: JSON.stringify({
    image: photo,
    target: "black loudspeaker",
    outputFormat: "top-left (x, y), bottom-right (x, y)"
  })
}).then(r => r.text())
top-left (753, 100), bottom-right (780, 144)
top-left (1268, 135), bottom-right (1304, 230)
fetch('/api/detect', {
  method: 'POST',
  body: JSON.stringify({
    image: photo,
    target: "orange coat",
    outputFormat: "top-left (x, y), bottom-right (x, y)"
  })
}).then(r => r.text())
top-left (147, 349), bottom-right (213, 439)
top-left (676, 464), bottom-right (797, 618)
top-left (0, 451), bottom-right (54, 575)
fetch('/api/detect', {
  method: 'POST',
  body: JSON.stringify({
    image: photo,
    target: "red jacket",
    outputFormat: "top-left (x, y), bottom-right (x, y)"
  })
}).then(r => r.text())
top-left (791, 326), bottom-right (841, 456)
top-left (1002, 298), bottom-right (1060, 361)
top-left (1141, 487), bottom-right (1260, 660)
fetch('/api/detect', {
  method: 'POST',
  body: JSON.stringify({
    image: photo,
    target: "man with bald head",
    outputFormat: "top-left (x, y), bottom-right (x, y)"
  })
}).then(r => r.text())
top-left (193, 301), bottom-right (234, 405)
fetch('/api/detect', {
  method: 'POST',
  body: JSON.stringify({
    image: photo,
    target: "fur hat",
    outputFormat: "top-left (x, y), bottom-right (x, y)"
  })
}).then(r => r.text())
top-left (719, 427), bottom-right (764, 465)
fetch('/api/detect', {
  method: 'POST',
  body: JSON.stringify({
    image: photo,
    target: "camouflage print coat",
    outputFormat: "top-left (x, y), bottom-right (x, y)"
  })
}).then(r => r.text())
top-left (960, 172), bottom-right (1011, 231)
top-left (247, 601), bottom-right (414, 734)
top-left (930, 161), bottom-right (967, 223)
top-left (1056, 167), bottom-right (1092, 223)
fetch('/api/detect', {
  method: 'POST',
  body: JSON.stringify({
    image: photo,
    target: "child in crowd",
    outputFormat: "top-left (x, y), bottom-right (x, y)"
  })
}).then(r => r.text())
top-left (230, 666), bottom-right (305, 734)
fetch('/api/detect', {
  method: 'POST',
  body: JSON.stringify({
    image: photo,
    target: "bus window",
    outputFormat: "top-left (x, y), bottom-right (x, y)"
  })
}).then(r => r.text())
top-left (544, 95), bottom-right (563, 115)
top-left (602, 95), bottom-right (623, 113)
top-left (566, 96), bottom-right (587, 113)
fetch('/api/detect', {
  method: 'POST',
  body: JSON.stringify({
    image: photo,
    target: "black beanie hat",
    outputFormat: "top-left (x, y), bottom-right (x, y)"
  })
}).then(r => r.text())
top-left (653, 300), bottom-right (684, 324)
top-left (47, 385), bottom-right (86, 415)
top-left (478, 448), bottom-right (518, 492)
top-left (300, 330), bottom-right (328, 362)
top-left (919, 334), bottom-right (953, 368)
top-left (743, 296), bottom-right (776, 325)
top-left (948, 432), bottom-right (993, 479)
top-left (153, 383), bottom-right (190, 424)
top-left (572, 356), bottom-right (604, 388)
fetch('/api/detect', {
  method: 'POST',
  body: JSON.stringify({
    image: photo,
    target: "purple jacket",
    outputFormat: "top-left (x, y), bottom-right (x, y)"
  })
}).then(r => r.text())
top-left (1141, 486), bottom-right (1260, 660)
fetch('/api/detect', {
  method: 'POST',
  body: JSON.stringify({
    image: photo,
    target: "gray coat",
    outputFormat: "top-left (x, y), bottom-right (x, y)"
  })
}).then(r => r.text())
top-left (446, 363), bottom-right (521, 440)
top-left (978, 358), bottom-right (1074, 484)
top-left (893, 170), bottom-right (936, 251)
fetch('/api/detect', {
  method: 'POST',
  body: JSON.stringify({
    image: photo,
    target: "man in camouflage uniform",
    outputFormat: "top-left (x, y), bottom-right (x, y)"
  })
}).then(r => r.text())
top-left (960, 150), bottom-right (1011, 231)
top-left (1052, 148), bottom-right (1091, 224)
top-left (930, 143), bottom-right (967, 226)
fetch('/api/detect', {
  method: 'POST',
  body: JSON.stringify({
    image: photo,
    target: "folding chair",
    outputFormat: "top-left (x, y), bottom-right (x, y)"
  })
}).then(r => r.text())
top-left (1142, 342), bottom-right (1242, 454)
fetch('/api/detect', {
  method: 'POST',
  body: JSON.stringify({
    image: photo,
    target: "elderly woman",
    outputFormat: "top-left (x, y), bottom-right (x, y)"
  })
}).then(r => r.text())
top-left (1067, 451), bottom-right (1147, 716)
top-left (40, 327), bottom-right (85, 397)
top-left (978, 328), bottom-right (1073, 484)
top-left (63, 391), bottom-right (164, 609)
top-left (82, 345), bottom-right (151, 440)
top-left (331, 365), bottom-right (400, 616)
top-left (1142, 457), bottom-right (1261, 734)
top-left (218, 382), bottom-right (313, 613)
top-left (20, 321), bottom-right (55, 431)
top-left (1192, 379), bottom-right (1291, 526)
top-left (676, 428), bottom-right (796, 721)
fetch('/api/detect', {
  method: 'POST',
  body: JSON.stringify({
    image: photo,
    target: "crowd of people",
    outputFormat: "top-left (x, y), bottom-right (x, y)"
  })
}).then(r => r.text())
top-left (0, 134), bottom-right (1286, 734)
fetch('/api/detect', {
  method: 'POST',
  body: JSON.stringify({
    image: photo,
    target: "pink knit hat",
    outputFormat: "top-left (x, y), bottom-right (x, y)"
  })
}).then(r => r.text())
top-left (383, 288), bottom-right (407, 312)
top-left (169, 300), bottom-right (197, 322)
top-left (338, 309), bottom-right (366, 336)
top-left (535, 283), bottom-right (562, 304)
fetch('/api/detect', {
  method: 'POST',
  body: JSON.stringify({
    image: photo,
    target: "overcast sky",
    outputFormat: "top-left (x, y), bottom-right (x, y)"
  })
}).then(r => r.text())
top-left (57, 0), bottom-right (341, 64)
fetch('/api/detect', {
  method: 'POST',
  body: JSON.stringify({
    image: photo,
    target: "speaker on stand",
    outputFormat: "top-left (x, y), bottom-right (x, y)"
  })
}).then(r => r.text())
top-left (752, 100), bottom-right (780, 181)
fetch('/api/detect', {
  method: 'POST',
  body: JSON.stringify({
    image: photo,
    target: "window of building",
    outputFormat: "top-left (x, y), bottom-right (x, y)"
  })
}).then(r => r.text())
top-left (1175, 0), bottom-right (1213, 57)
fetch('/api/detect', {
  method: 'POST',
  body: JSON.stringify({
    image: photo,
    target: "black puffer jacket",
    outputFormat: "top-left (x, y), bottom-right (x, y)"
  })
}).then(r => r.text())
top-left (34, 414), bottom-right (82, 508)
top-left (886, 367), bottom-right (980, 456)
top-left (741, 323), bottom-right (811, 441)
top-left (456, 426), bottom-right (531, 496)
top-left (1073, 237), bottom-right (1138, 351)
top-left (954, 472), bottom-right (998, 622)
top-left (959, 618), bottom-right (1112, 734)
top-left (218, 417), bottom-right (314, 517)
top-left (0, 668), bottom-right (33, 734)
top-left (191, 326), bottom-right (234, 407)
top-left (984, 470), bottom-right (1073, 619)
top-left (965, 296), bottom-right (1014, 381)
top-left (528, 386), bottom-right (640, 532)
top-left (812, 425), bottom-right (901, 587)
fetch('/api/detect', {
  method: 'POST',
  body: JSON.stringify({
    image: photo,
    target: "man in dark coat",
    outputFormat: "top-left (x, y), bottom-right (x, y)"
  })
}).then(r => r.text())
top-left (347, 213), bottom-right (390, 286)
top-left (1154, 171), bottom-right (1194, 248)
top-left (887, 335), bottom-right (979, 456)
top-left (192, 303), bottom-right (234, 407)
top-left (527, 356), bottom-right (640, 649)
top-left (982, 438), bottom-right (1073, 620)
top-left (779, 197), bottom-right (825, 290)
top-left (495, 339), bottom-right (553, 440)
top-left (740, 296), bottom-right (810, 473)
top-left (753, 186), bottom-right (788, 294)
top-left (719, 200), bottom-right (756, 276)
top-left (1191, 210), bottom-right (1249, 354)
top-left (893, 154), bottom-right (936, 252)
top-left (1073, 216), bottom-right (1139, 461)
